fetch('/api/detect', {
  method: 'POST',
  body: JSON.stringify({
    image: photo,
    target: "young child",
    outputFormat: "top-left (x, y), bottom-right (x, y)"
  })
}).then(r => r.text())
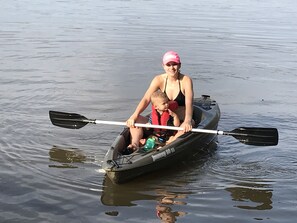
top-left (123, 91), bottom-right (180, 155)
top-left (149, 91), bottom-right (180, 144)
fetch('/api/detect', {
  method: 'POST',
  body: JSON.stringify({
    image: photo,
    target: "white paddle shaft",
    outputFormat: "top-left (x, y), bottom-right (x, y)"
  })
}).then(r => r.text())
top-left (94, 120), bottom-right (223, 135)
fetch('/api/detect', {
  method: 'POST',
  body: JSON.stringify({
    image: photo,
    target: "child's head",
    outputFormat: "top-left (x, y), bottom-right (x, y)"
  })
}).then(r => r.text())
top-left (151, 91), bottom-right (169, 112)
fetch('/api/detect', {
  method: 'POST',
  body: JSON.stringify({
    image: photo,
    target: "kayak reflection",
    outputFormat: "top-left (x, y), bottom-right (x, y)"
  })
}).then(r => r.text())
top-left (48, 145), bottom-right (88, 168)
top-left (101, 176), bottom-right (188, 222)
top-left (226, 181), bottom-right (273, 210)
top-left (101, 140), bottom-right (217, 206)
top-left (101, 142), bottom-right (217, 222)
top-left (101, 176), bottom-right (156, 206)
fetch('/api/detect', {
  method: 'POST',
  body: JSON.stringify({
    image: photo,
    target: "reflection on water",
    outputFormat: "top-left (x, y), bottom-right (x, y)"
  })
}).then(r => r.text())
top-left (101, 176), bottom-right (156, 206)
top-left (48, 145), bottom-right (88, 168)
top-left (155, 189), bottom-right (187, 223)
top-left (226, 181), bottom-right (273, 211)
top-left (1, 0), bottom-right (297, 221)
top-left (102, 176), bottom-right (188, 222)
top-left (156, 205), bottom-right (185, 223)
top-left (100, 145), bottom-right (217, 222)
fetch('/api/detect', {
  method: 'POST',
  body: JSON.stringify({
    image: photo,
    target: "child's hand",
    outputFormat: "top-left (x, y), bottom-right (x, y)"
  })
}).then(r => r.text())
top-left (168, 109), bottom-right (180, 127)
top-left (168, 109), bottom-right (177, 118)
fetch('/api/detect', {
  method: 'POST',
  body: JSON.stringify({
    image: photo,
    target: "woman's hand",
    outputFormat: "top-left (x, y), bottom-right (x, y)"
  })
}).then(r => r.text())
top-left (126, 116), bottom-right (136, 127)
top-left (181, 120), bottom-right (192, 132)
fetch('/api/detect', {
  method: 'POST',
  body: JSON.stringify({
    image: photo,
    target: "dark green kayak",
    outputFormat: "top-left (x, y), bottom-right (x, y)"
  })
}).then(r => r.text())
top-left (102, 95), bottom-right (221, 184)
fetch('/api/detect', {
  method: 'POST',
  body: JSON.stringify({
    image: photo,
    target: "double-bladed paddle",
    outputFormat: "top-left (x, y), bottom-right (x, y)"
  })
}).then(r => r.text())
top-left (49, 111), bottom-right (278, 146)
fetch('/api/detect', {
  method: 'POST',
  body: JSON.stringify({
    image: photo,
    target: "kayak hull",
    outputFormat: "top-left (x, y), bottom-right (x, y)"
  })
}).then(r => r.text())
top-left (102, 95), bottom-right (220, 184)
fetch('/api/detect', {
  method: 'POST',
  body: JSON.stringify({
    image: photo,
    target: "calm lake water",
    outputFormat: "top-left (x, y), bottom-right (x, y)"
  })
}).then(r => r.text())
top-left (1, 0), bottom-right (297, 222)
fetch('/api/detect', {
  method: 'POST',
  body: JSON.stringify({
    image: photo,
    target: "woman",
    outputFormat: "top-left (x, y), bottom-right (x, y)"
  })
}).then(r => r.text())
top-left (126, 51), bottom-right (194, 151)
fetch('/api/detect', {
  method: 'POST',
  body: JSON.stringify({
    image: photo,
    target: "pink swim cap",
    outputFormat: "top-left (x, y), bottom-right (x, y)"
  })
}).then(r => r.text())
top-left (162, 51), bottom-right (181, 65)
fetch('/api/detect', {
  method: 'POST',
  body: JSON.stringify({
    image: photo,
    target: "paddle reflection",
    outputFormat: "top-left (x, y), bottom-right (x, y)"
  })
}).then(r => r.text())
top-left (48, 145), bottom-right (87, 168)
top-left (226, 181), bottom-right (273, 210)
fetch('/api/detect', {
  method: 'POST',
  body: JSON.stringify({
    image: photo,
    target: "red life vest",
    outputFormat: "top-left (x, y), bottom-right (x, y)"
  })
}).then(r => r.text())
top-left (151, 101), bottom-right (178, 133)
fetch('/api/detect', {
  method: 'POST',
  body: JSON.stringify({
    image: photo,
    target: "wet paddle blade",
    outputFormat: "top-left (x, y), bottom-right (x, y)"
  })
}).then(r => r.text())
top-left (228, 127), bottom-right (279, 146)
top-left (49, 111), bottom-right (91, 129)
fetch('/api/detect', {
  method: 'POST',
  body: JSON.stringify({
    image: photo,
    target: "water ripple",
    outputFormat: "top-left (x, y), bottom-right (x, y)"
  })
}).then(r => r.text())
top-left (1, 0), bottom-right (297, 222)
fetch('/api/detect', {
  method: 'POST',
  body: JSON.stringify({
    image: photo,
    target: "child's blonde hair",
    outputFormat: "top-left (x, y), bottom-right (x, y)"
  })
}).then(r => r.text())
top-left (151, 91), bottom-right (168, 106)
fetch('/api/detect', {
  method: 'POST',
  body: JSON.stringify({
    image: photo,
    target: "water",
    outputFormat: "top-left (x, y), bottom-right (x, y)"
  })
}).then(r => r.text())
top-left (1, 0), bottom-right (297, 222)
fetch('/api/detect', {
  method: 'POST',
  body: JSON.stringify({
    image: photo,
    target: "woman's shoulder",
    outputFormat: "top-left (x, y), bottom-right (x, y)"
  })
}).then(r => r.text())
top-left (153, 73), bottom-right (167, 82)
top-left (179, 73), bottom-right (193, 92)
top-left (179, 73), bottom-right (192, 82)
top-left (157, 73), bottom-right (167, 78)
top-left (149, 73), bottom-right (167, 89)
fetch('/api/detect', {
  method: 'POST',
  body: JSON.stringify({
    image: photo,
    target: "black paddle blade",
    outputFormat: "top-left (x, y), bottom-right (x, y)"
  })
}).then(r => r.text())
top-left (228, 127), bottom-right (278, 146)
top-left (49, 111), bottom-right (91, 129)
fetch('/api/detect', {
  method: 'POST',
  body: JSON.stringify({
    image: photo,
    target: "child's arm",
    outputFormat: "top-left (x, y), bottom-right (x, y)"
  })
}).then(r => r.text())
top-left (168, 109), bottom-right (180, 127)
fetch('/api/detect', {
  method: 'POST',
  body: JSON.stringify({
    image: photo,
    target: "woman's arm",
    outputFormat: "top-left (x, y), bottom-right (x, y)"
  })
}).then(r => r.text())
top-left (127, 75), bottom-right (162, 126)
top-left (182, 75), bottom-right (194, 131)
